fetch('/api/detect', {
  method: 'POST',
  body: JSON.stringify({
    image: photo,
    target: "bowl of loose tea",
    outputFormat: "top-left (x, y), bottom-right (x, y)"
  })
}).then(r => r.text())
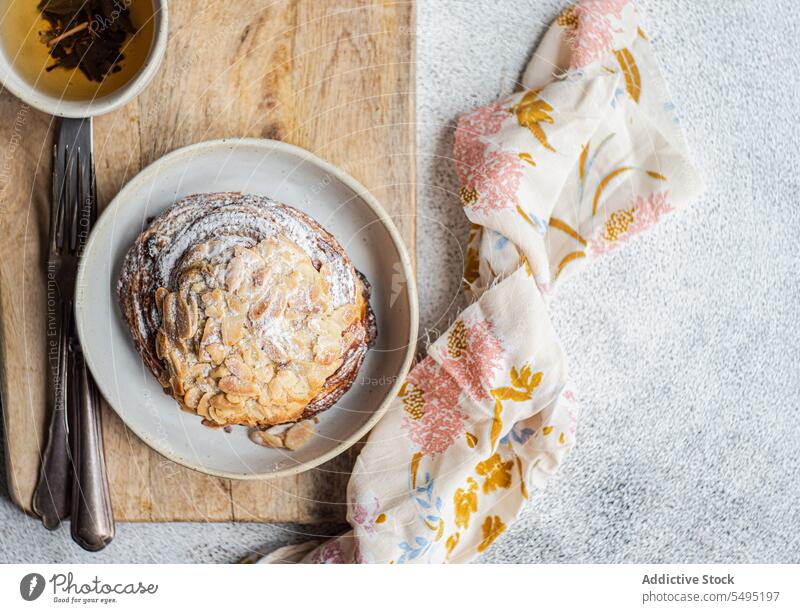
top-left (0, 0), bottom-right (167, 116)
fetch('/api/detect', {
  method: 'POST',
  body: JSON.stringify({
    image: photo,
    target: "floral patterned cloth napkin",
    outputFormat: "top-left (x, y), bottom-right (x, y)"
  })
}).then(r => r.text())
top-left (260, 0), bottom-right (702, 563)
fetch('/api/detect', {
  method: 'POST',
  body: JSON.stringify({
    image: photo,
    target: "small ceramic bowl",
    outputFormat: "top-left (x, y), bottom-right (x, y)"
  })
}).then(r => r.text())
top-left (0, 0), bottom-right (168, 117)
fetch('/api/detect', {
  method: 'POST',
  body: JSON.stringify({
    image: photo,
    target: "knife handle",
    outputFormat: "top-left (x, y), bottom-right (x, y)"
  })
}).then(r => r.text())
top-left (69, 347), bottom-right (115, 551)
top-left (32, 299), bottom-right (72, 528)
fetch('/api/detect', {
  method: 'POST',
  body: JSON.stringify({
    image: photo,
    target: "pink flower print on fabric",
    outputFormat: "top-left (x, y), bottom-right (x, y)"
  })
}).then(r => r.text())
top-left (432, 317), bottom-right (505, 403)
top-left (567, 0), bottom-right (630, 69)
top-left (401, 316), bottom-right (505, 457)
top-left (454, 99), bottom-right (507, 183)
top-left (454, 99), bottom-right (524, 216)
top-left (463, 149), bottom-right (525, 217)
top-left (350, 494), bottom-right (383, 538)
top-left (309, 538), bottom-right (346, 564)
top-left (401, 357), bottom-right (467, 457)
top-left (588, 191), bottom-right (673, 255)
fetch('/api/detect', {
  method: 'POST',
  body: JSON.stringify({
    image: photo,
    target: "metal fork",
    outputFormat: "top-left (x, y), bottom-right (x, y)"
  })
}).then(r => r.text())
top-left (70, 142), bottom-right (114, 551)
top-left (32, 118), bottom-right (114, 551)
top-left (32, 132), bottom-right (77, 529)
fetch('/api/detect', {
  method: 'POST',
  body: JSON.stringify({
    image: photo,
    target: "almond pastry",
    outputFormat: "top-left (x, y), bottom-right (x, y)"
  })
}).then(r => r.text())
top-left (118, 192), bottom-right (376, 437)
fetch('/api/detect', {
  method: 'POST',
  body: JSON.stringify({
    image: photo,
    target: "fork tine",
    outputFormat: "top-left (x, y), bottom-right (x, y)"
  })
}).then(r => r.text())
top-left (49, 144), bottom-right (61, 254)
top-left (89, 151), bottom-right (97, 225)
top-left (77, 147), bottom-right (83, 235)
top-left (55, 145), bottom-right (68, 253)
top-left (66, 144), bottom-right (78, 254)
top-left (77, 146), bottom-right (90, 248)
top-left (62, 145), bottom-right (70, 252)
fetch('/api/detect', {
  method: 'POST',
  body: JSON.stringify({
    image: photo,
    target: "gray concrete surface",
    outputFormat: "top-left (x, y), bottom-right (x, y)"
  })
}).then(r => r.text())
top-left (2, 0), bottom-right (799, 563)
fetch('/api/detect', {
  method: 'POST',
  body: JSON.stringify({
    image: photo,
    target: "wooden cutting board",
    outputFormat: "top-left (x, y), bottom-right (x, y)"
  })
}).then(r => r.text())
top-left (0, 0), bottom-right (414, 522)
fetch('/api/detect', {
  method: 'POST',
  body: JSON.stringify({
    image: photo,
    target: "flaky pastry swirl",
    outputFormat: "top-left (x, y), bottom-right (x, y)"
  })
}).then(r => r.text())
top-left (118, 192), bottom-right (376, 429)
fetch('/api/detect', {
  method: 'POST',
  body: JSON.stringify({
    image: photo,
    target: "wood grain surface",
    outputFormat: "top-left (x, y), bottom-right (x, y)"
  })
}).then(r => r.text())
top-left (0, 0), bottom-right (414, 522)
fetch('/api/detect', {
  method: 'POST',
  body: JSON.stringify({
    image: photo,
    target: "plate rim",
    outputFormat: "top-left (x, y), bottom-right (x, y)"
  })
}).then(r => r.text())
top-left (75, 137), bottom-right (418, 480)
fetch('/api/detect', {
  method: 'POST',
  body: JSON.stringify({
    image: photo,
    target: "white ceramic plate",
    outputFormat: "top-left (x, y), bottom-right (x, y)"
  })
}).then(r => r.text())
top-left (75, 138), bottom-right (417, 479)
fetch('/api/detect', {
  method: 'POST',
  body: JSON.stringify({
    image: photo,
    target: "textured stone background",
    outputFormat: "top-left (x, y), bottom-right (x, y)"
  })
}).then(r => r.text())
top-left (2, 0), bottom-right (798, 563)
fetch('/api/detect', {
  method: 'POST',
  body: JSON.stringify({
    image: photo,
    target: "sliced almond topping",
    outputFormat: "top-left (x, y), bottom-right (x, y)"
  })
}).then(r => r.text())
top-left (225, 356), bottom-right (253, 381)
top-left (252, 268), bottom-right (268, 293)
top-left (308, 281), bottom-right (321, 303)
top-left (149, 230), bottom-right (359, 431)
top-left (226, 293), bottom-right (247, 315)
top-left (221, 315), bottom-right (245, 346)
top-left (155, 330), bottom-right (168, 360)
top-left (249, 430), bottom-right (285, 448)
top-left (248, 294), bottom-right (270, 321)
top-left (255, 365), bottom-right (275, 385)
top-left (201, 318), bottom-right (218, 346)
top-left (268, 292), bottom-right (288, 319)
top-left (211, 393), bottom-right (241, 412)
top-left (197, 391), bottom-right (213, 417)
top-left (175, 294), bottom-right (193, 339)
top-left (161, 292), bottom-right (178, 339)
top-left (268, 369), bottom-right (298, 404)
top-left (313, 334), bottom-right (342, 366)
top-left (241, 343), bottom-right (264, 367)
top-left (287, 378), bottom-right (311, 403)
top-left (284, 421), bottom-right (314, 450)
top-left (333, 304), bottom-right (359, 327)
top-left (189, 363), bottom-right (209, 378)
top-left (305, 362), bottom-right (330, 390)
top-left (256, 237), bottom-right (278, 259)
top-left (154, 287), bottom-right (169, 313)
top-left (225, 256), bottom-right (246, 293)
top-left (188, 293), bottom-right (199, 336)
top-left (170, 375), bottom-right (185, 398)
top-left (209, 365), bottom-right (230, 379)
top-left (184, 387), bottom-right (203, 409)
top-left (169, 349), bottom-right (187, 379)
top-left (219, 375), bottom-right (259, 396)
top-left (206, 343), bottom-right (227, 365)
top-left (202, 289), bottom-right (225, 319)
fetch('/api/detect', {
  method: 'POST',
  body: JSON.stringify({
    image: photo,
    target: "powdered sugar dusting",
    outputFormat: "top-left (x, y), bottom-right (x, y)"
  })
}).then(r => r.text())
top-left (152, 194), bottom-right (355, 307)
top-left (119, 193), bottom-right (357, 352)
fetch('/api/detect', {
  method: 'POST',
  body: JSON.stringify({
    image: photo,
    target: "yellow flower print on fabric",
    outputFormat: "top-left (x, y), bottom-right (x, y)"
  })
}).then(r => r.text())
top-left (489, 364), bottom-right (543, 448)
top-left (514, 455), bottom-right (528, 499)
top-left (556, 6), bottom-right (578, 30)
top-left (614, 48), bottom-right (641, 103)
top-left (410, 451), bottom-right (423, 489)
top-left (459, 185), bottom-right (478, 208)
top-left (601, 207), bottom-right (636, 241)
top-left (401, 382), bottom-right (425, 421)
top-left (509, 89), bottom-right (556, 154)
top-left (475, 453), bottom-right (514, 494)
top-left (454, 477), bottom-right (479, 529)
top-left (445, 533), bottom-right (460, 562)
top-left (447, 320), bottom-right (467, 358)
top-left (477, 515), bottom-right (507, 552)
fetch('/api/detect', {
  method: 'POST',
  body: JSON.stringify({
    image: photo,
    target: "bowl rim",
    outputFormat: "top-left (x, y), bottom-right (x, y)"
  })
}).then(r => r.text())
top-left (0, 0), bottom-right (168, 118)
top-left (75, 137), bottom-right (419, 480)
